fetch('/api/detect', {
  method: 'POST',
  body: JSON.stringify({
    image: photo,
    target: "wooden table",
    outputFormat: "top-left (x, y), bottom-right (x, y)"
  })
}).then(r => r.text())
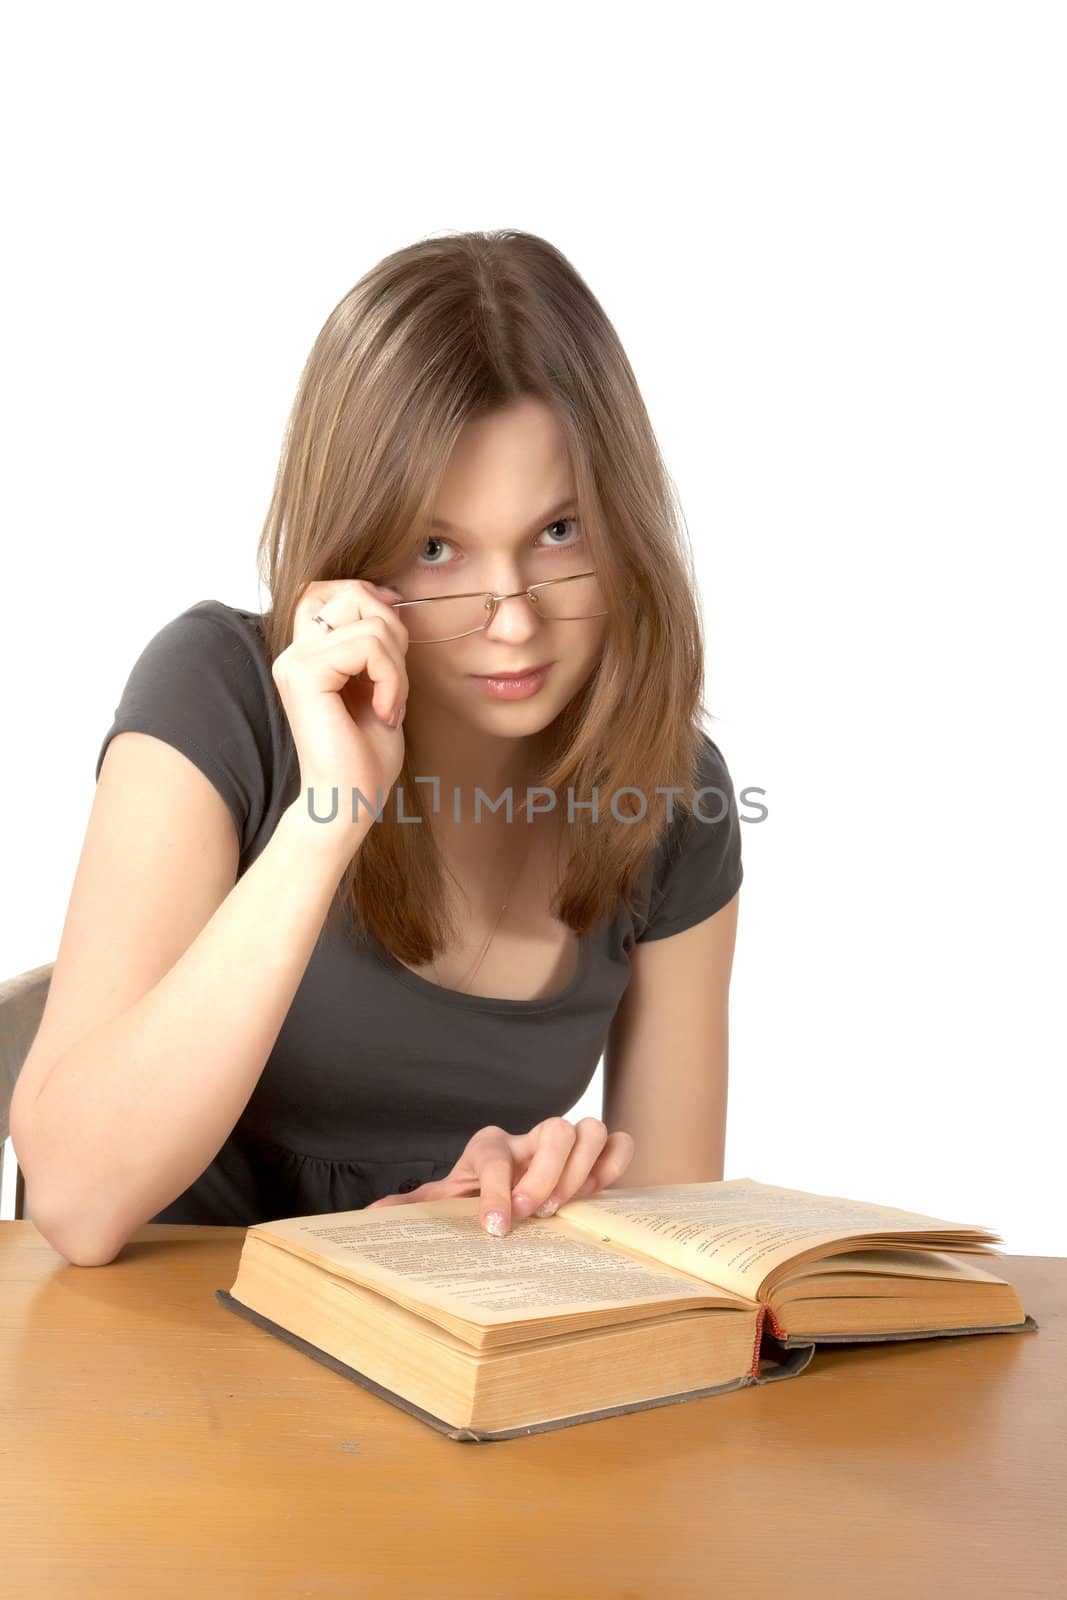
top-left (2, 1222), bottom-right (1063, 1598)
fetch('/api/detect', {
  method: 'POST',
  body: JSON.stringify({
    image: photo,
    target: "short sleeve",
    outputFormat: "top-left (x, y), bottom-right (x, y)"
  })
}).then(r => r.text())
top-left (94, 600), bottom-right (274, 861)
top-left (635, 732), bottom-right (744, 943)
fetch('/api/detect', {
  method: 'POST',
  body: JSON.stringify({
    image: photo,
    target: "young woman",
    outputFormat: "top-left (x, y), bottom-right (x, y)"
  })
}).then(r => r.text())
top-left (11, 230), bottom-right (743, 1266)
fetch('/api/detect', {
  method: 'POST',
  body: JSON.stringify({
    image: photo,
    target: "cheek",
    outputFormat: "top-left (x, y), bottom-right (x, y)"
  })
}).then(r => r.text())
top-left (400, 652), bottom-right (435, 693)
top-left (563, 619), bottom-right (609, 669)
top-left (549, 646), bottom-right (604, 708)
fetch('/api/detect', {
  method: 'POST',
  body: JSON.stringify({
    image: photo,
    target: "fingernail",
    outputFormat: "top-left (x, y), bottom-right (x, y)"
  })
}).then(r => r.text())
top-left (388, 703), bottom-right (405, 729)
top-left (484, 1210), bottom-right (508, 1237)
top-left (534, 1194), bottom-right (560, 1218)
top-left (511, 1192), bottom-right (534, 1218)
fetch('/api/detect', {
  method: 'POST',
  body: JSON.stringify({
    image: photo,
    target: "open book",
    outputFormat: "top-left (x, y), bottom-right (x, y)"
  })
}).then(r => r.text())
top-left (214, 1176), bottom-right (1037, 1441)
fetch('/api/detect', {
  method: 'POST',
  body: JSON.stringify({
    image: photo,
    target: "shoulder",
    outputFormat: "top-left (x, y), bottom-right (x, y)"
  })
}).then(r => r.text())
top-left (100, 597), bottom-right (273, 711)
top-left (633, 729), bottom-right (744, 944)
top-left (95, 597), bottom-right (285, 864)
top-left (136, 597), bottom-right (269, 673)
top-left (677, 730), bottom-right (738, 835)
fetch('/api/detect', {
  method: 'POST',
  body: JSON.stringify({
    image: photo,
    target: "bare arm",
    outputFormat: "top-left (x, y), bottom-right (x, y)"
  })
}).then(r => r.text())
top-left (11, 732), bottom-right (366, 1266)
top-left (13, 577), bottom-right (409, 1267)
top-left (602, 892), bottom-right (740, 1187)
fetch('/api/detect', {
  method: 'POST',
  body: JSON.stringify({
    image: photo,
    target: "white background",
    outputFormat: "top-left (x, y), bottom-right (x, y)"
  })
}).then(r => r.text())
top-left (2, 2), bottom-right (1063, 1252)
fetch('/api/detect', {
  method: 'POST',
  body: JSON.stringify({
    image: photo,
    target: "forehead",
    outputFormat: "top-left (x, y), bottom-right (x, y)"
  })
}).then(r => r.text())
top-left (430, 401), bottom-right (577, 534)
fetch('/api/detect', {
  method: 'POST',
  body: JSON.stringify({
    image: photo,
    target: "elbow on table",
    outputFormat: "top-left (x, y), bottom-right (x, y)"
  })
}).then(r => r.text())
top-left (26, 1186), bottom-right (128, 1268)
top-left (14, 1128), bottom-right (132, 1267)
top-left (39, 1215), bottom-right (127, 1268)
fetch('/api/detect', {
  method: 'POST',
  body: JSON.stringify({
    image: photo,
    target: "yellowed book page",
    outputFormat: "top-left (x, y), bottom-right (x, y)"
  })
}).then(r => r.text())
top-left (557, 1177), bottom-right (1003, 1301)
top-left (249, 1198), bottom-right (753, 1334)
top-left (784, 1248), bottom-right (1013, 1285)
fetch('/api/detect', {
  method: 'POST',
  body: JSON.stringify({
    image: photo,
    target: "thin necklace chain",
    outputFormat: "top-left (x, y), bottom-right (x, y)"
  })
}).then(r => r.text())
top-left (427, 798), bottom-right (536, 994)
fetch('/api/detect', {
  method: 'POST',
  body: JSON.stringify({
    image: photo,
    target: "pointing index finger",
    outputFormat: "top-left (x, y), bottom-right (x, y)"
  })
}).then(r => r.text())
top-left (479, 1152), bottom-right (518, 1237)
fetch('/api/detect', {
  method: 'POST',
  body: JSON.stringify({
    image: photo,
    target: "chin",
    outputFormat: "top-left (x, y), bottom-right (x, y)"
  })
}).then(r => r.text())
top-left (473, 699), bottom-right (561, 731)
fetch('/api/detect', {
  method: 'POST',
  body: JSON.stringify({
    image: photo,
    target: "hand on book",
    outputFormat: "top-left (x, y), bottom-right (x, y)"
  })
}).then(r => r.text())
top-left (363, 1117), bottom-right (636, 1238)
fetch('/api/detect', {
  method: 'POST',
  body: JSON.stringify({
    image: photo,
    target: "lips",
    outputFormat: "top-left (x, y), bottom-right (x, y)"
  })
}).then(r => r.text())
top-left (471, 663), bottom-right (552, 680)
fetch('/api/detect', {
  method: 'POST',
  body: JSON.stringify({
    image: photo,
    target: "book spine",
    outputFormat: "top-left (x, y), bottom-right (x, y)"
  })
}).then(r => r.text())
top-left (748, 1306), bottom-right (766, 1377)
top-left (763, 1303), bottom-right (788, 1341)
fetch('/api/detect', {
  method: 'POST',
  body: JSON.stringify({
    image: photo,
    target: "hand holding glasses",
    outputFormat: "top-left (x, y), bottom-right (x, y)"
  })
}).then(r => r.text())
top-left (279, 568), bottom-right (608, 849)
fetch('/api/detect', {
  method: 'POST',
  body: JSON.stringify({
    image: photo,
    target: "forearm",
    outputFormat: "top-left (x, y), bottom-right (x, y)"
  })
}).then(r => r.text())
top-left (19, 802), bottom-right (368, 1264)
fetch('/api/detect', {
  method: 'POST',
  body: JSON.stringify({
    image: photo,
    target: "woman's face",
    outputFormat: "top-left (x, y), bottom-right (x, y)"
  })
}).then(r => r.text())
top-left (384, 397), bottom-right (609, 739)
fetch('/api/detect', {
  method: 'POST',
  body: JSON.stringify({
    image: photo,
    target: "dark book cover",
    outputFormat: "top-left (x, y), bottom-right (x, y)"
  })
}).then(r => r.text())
top-left (214, 1288), bottom-right (814, 1441)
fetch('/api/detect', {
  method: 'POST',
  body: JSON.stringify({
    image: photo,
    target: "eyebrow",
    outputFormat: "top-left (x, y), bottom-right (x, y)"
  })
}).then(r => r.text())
top-left (427, 498), bottom-right (578, 539)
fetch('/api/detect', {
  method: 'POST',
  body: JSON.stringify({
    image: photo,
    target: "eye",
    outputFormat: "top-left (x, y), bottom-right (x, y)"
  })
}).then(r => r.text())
top-left (536, 517), bottom-right (582, 549)
top-left (413, 517), bottom-right (582, 574)
top-left (415, 535), bottom-right (452, 570)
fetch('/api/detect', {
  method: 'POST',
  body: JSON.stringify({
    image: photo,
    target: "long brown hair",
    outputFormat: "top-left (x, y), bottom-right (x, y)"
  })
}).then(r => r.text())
top-left (256, 229), bottom-right (718, 965)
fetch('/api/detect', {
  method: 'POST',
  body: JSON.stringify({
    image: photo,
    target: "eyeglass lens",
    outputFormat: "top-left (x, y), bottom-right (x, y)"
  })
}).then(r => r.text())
top-left (397, 572), bottom-right (607, 643)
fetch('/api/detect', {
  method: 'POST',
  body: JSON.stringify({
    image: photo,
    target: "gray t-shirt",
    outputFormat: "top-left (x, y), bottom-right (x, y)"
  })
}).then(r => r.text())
top-left (94, 599), bottom-right (744, 1225)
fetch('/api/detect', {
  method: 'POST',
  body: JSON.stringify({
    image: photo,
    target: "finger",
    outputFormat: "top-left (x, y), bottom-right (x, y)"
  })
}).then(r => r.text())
top-left (403, 1176), bottom-right (484, 1203)
top-left (316, 619), bottom-right (408, 725)
top-left (294, 577), bottom-right (408, 654)
top-left (477, 1144), bottom-right (521, 1237)
top-left (365, 1175), bottom-right (481, 1211)
top-left (510, 1117), bottom-right (601, 1219)
top-left (296, 576), bottom-right (404, 613)
top-left (279, 612), bottom-right (408, 730)
top-left (564, 1130), bottom-right (636, 1206)
top-left (527, 1128), bottom-right (636, 1216)
top-left (278, 579), bottom-right (410, 729)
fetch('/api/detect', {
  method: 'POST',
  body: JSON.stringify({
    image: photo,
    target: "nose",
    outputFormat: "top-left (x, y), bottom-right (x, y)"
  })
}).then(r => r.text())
top-left (483, 589), bottom-right (542, 642)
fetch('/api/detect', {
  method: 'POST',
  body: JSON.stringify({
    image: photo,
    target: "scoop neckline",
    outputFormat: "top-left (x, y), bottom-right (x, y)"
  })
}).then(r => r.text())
top-left (367, 925), bottom-right (591, 1014)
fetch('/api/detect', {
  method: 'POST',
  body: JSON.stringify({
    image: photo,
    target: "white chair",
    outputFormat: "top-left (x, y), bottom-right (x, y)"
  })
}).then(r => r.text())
top-left (0, 962), bottom-right (53, 1221)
